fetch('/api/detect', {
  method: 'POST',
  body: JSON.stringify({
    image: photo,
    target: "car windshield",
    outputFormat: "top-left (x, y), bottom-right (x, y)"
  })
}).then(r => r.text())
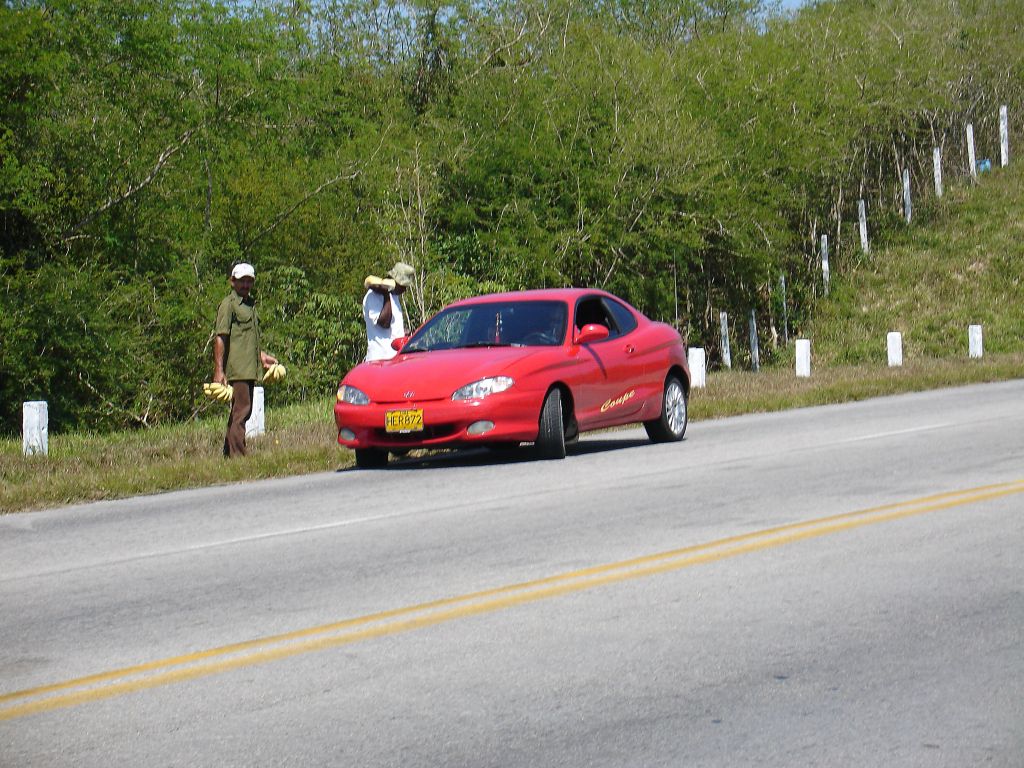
top-left (403, 300), bottom-right (569, 353)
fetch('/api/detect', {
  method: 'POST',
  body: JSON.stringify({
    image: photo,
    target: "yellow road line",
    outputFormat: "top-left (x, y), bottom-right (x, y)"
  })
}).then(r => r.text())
top-left (3, 478), bottom-right (1023, 721)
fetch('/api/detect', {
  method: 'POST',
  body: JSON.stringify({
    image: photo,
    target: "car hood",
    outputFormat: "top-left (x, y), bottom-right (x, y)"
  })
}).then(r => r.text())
top-left (344, 347), bottom-right (548, 402)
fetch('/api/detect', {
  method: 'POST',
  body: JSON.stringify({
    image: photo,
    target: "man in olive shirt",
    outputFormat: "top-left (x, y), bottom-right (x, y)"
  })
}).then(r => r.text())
top-left (214, 262), bottom-right (278, 457)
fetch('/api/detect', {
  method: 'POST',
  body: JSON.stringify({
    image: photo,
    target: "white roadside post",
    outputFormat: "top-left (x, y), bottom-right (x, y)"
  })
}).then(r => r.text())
top-left (779, 275), bottom-right (789, 345)
top-left (821, 234), bottom-right (830, 295)
top-left (902, 167), bottom-right (912, 223)
top-left (688, 348), bottom-right (707, 389)
top-left (22, 401), bottom-right (48, 457)
top-left (1000, 105), bottom-right (1009, 167)
top-left (795, 339), bottom-right (811, 378)
top-left (887, 332), bottom-right (903, 368)
top-left (749, 310), bottom-right (760, 372)
top-left (967, 123), bottom-right (978, 180)
top-left (858, 199), bottom-right (870, 253)
top-left (933, 147), bottom-right (943, 198)
top-left (245, 386), bottom-right (266, 438)
top-left (969, 325), bottom-right (984, 359)
top-left (719, 311), bottom-right (732, 369)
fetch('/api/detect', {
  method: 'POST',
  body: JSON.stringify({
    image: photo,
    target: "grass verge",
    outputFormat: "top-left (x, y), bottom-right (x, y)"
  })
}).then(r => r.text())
top-left (3, 355), bottom-right (1021, 514)
top-left (1, 399), bottom-right (340, 514)
top-left (689, 354), bottom-right (1023, 420)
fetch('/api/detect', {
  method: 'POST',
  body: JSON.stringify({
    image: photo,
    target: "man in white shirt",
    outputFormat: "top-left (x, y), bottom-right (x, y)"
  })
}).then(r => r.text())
top-left (363, 261), bottom-right (416, 361)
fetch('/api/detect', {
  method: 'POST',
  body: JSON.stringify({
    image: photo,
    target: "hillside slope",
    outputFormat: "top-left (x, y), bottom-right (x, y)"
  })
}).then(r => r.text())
top-left (809, 164), bottom-right (1024, 366)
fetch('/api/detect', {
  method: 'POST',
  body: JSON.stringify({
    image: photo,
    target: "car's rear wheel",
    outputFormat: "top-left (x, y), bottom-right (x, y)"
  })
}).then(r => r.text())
top-left (644, 374), bottom-right (688, 443)
top-left (354, 447), bottom-right (389, 469)
top-left (535, 388), bottom-right (567, 460)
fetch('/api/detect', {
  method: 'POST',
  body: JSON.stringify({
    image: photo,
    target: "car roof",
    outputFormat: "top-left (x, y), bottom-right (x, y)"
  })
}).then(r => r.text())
top-left (448, 288), bottom-right (619, 308)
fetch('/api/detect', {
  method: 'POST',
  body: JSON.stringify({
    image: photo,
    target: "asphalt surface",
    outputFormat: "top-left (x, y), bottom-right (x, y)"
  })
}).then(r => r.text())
top-left (2, 380), bottom-right (1023, 767)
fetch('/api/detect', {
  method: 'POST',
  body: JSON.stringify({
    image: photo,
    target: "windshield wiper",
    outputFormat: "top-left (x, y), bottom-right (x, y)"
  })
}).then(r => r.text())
top-left (459, 342), bottom-right (514, 348)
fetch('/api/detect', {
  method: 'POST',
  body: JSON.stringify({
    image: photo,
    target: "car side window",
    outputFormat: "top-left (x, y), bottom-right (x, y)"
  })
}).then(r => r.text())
top-left (603, 298), bottom-right (637, 336)
top-left (575, 297), bottom-right (617, 339)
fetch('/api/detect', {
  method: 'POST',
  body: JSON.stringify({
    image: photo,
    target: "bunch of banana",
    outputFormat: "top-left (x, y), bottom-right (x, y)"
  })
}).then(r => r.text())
top-left (263, 363), bottom-right (287, 384)
top-left (203, 382), bottom-right (233, 403)
top-left (364, 275), bottom-right (396, 291)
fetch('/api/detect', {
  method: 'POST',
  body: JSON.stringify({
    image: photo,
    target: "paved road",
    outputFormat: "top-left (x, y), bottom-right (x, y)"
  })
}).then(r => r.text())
top-left (2, 381), bottom-right (1023, 767)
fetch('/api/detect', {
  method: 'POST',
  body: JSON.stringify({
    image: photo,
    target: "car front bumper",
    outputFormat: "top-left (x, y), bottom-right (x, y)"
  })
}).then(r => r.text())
top-left (334, 389), bottom-right (544, 450)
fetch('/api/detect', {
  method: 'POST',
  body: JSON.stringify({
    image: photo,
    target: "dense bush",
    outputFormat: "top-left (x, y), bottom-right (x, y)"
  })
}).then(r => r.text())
top-left (2, 0), bottom-right (1022, 432)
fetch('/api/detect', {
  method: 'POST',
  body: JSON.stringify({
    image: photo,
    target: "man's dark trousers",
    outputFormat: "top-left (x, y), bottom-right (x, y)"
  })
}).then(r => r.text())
top-left (224, 381), bottom-right (255, 457)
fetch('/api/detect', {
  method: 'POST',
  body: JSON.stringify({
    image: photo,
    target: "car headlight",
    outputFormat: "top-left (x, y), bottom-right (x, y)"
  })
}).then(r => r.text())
top-left (337, 384), bottom-right (370, 405)
top-left (452, 376), bottom-right (514, 401)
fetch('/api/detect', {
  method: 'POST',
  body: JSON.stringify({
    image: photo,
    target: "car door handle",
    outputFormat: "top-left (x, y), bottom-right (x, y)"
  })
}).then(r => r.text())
top-left (623, 344), bottom-right (636, 354)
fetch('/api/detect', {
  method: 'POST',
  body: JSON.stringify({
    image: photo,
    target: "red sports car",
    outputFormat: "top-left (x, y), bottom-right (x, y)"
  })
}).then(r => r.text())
top-left (335, 288), bottom-right (690, 468)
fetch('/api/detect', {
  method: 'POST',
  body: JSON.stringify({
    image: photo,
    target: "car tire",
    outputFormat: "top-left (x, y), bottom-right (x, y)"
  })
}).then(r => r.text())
top-left (644, 374), bottom-right (688, 443)
top-left (354, 447), bottom-right (389, 469)
top-left (565, 413), bottom-right (579, 446)
top-left (535, 388), bottom-right (567, 460)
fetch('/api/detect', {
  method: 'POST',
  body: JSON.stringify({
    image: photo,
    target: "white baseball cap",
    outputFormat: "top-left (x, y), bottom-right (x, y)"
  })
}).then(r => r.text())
top-left (231, 262), bottom-right (255, 279)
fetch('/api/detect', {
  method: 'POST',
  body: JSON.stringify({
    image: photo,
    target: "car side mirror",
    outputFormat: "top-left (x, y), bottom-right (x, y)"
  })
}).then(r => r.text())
top-left (574, 323), bottom-right (610, 345)
top-left (391, 336), bottom-right (409, 352)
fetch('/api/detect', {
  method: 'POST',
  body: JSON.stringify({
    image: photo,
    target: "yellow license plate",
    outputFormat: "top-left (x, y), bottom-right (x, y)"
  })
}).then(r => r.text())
top-left (385, 409), bottom-right (423, 433)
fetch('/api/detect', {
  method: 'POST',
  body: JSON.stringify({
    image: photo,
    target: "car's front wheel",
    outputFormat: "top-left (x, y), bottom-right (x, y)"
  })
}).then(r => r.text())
top-left (644, 374), bottom-right (688, 443)
top-left (535, 388), bottom-right (567, 460)
top-left (354, 447), bottom-right (389, 469)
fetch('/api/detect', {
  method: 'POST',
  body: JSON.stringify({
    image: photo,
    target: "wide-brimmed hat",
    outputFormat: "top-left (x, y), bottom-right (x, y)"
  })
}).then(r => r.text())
top-left (231, 262), bottom-right (255, 279)
top-left (388, 261), bottom-right (416, 287)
